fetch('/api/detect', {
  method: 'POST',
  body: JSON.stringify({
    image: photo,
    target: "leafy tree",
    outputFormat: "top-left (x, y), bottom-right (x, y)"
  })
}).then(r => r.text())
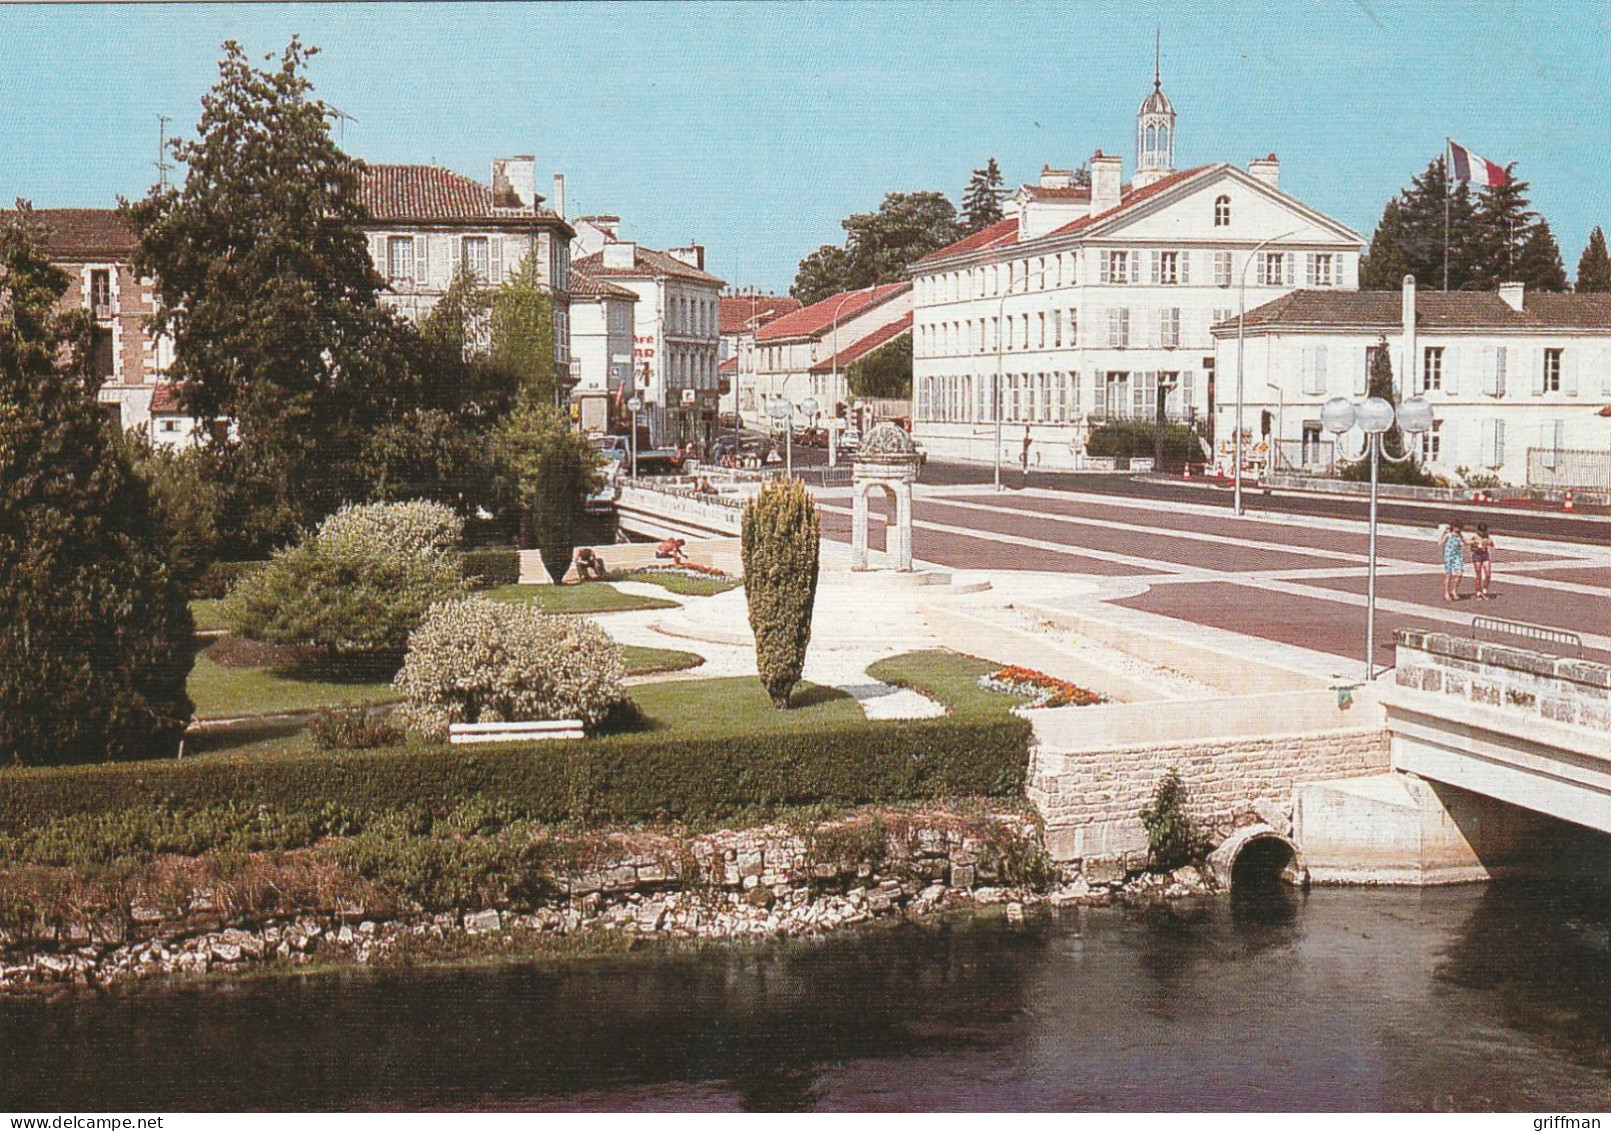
top-left (792, 192), bottom-right (960, 303)
top-left (359, 408), bottom-right (499, 510)
top-left (1577, 226), bottom-right (1611, 292)
top-left (1512, 220), bottom-right (1568, 292)
top-left (1465, 170), bottom-right (1565, 292)
top-left (491, 258), bottom-right (558, 407)
top-left (1139, 768), bottom-right (1207, 871)
top-left (0, 204), bottom-right (194, 765)
top-left (960, 157), bottom-right (1006, 235)
top-left (741, 477), bottom-right (821, 708)
top-left (493, 403), bottom-right (604, 581)
top-left (846, 334), bottom-right (912, 399)
top-left (124, 38), bottom-right (424, 554)
top-left (127, 438), bottom-right (225, 590)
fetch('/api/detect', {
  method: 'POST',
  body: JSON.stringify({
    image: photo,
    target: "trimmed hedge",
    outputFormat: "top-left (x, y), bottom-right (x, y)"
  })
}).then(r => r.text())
top-left (190, 560), bottom-right (268, 600)
top-left (460, 548), bottom-right (521, 590)
top-left (0, 716), bottom-right (1032, 838)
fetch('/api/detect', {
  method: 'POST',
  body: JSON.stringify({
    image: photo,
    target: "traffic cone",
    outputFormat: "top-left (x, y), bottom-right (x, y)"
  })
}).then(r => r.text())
top-left (1182, 463), bottom-right (1192, 481)
top-left (1564, 490), bottom-right (1576, 513)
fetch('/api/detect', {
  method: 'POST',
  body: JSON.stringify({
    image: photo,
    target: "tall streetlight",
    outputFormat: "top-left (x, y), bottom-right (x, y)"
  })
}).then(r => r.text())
top-left (1321, 393), bottom-right (1433, 680)
top-left (993, 262), bottom-right (1057, 491)
top-left (768, 395), bottom-right (816, 478)
top-left (626, 395), bottom-right (644, 479)
top-left (1234, 230), bottom-right (1296, 517)
top-left (829, 286), bottom-right (873, 469)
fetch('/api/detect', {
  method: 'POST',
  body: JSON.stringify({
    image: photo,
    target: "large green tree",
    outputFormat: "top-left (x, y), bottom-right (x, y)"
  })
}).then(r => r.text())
top-left (792, 192), bottom-right (960, 304)
top-left (0, 205), bottom-right (195, 765)
top-left (846, 334), bottom-right (912, 399)
top-left (124, 38), bottom-right (424, 554)
top-left (493, 403), bottom-right (604, 581)
top-left (1578, 226), bottom-right (1611, 292)
top-left (960, 158), bottom-right (1006, 235)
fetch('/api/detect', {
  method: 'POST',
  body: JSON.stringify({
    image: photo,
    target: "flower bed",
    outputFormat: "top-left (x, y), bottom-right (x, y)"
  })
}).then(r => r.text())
top-left (979, 665), bottom-right (1106, 709)
top-left (620, 563), bottom-right (730, 580)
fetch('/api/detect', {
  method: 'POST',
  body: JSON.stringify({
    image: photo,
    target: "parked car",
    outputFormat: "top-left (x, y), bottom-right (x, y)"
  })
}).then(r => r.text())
top-left (710, 434), bottom-right (779, 467)
top-left (589, 434), bottom-right (629, 465)
top-left (838, 427), bottom-right (861, 453)
top-left (796, 426), bottom-right (829, 448)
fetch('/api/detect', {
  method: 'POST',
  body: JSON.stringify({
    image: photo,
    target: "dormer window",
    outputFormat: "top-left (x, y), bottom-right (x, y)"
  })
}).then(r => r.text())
top-left (1214, 195), bottom-right (1231, 227)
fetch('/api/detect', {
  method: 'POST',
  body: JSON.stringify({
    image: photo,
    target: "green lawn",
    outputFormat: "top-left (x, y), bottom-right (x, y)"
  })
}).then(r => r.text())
top-left (866, 650), bottom-right (1028, 719)
top-left (484, 582), bottom-right (677, 614)
top-left (610, 570), bottom-right (742, 597)
top-left (188, 655), bottom-right (399, 719)
top-left (620, 675), bottom-right (861, 735)
top-left (620, 644), bottom-right (704, 676)
top-left (190, 599), bottom-right (228, 632)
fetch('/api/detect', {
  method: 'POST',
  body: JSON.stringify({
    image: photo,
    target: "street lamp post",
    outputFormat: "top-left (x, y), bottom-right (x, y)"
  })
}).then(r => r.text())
top-left (1321, 394), bottom-right (1433, 680)
top-left (993, 263), bottom-right (1057, 491)
top-left (766, 396), bottom-right (799, 478)
top-left (829, 287), bottom-right (870, 470)
top-left (1234, 231), bottom-right (1296, 517)
top-left (627, 395), bottom-right (643, 479)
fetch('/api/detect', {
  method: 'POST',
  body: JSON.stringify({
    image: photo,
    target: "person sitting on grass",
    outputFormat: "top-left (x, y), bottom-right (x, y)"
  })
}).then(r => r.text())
top-left (655, 537), bottom-right (687, 565)
top-left (572, 545), bottom-right (607, 581)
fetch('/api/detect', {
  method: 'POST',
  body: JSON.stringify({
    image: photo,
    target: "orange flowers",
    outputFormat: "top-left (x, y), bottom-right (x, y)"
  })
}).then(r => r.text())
top-left (980, 666), bottom-right (1106, 709)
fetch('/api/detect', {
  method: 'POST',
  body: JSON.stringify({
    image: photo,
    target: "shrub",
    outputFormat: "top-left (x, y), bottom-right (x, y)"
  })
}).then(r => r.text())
top-left (1139, 768), bottom-right (1208, 872)
top-left (191, 559), bottom-right (268, 600)
top-left (0, 207), bottom-right (194, 766)
top-left (460, 548), bottom-right (521, 590)
top-left (1085, 419), bottom-right (1201, 462)
top-left (222, 526), bottom-right (465, 659)
top-left (316, 499), bottom-right (462, 559)
top-left (392, 596), bottom-right (626, 739)
top-left (494, 403), bottom-right (604, 583)
top-left (742, 477), bottom-right (821, 707)
top-left (308, 703), bottom-right (404, 751)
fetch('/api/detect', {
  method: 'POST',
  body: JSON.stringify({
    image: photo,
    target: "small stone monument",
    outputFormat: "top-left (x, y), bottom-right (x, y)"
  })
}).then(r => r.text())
top-left (851, 422), bottom-right (920, 571)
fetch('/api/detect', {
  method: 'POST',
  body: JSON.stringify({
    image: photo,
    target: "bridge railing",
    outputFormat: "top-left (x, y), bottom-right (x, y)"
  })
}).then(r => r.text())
top-left (1470, 616), bottom-right (1584, 659)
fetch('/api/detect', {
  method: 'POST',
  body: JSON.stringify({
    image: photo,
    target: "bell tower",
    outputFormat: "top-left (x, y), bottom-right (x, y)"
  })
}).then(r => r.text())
top-left (1134, 30), bottom-right (1176, 189)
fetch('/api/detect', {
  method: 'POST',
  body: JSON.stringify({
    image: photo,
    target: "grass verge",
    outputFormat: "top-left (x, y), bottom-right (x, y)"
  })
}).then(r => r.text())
top-left (188, 655), bottom-right (399, 719)
top-left (483, 582), bottom-right (677, 614)
top-left (619, 644), bottom-right (704, 675)
top-left (866, 650), bottom-right (1029, 718)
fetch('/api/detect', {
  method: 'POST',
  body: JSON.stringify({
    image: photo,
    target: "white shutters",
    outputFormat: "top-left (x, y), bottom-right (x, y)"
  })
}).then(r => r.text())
top-left (1214, 251), bottom-right (1233, 288)
top-left (490, 237), bottom-right (504, 283)
top-left (1100, 255), bottom-right (1111, 284)
top-left (1305, 253), bottom-right (1316, 287)
top-left (1159, 308), bottom-right (1180, 348)
top-left (1182, 370), bottom-right (1195, 418)
top-left (1483, 346), bottom-right (1510, 396)
top-left (1496, 346), bottom-right (1508, 395)
top-left (413, 235), bottom-right (428, 285)
top-left (1487, 418), bottom-right (1506, 468)
top-left (1150, 250), bottom-right (1161, 284)
top-left (1133, 371), bottom-right (1157, 420)
top-left (1540, 419), bottom-right (1566, 467)
top-left (1092, 369), bottom-right (1107, 417)
top-left (1564, 349), bottom-right (1579, 396)
top-left (1301, 346), bottom-right (1329, 395)
top-left (1443, 345), bottom-right (1458, 395)
top-left (369, 234), bottom-right (385, 273)
top-left (1532, 346), bottom-right (1547, 395)
top-left (1179, 252), bottom-right (1190, 285)
top-left (1354, 346), bottom-right (1369, 395)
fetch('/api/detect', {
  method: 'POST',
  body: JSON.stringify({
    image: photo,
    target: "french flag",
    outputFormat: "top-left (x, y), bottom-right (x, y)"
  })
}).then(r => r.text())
top-left (1449, 140), bottom-right (1508, 188)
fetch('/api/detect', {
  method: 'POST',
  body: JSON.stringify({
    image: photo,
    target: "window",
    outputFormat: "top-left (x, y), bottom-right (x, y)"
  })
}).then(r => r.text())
top-left (461, 236), bottom-right (489, 281)
top-left (1102, 250), bottom-right (1130, 284)
top-left (1052, 310), bottom-right (1062, 348)
top-left (1214, 251), bottom-right (1234, 288)
top-left (1108, 308), bottom-right (1130, 348)
top-left (1544, 348), bottom-right (1563, 393)
top-left (1214, 195), bottom-right (1231, 227)
top-left (1307, 253), bottom-right (1335, 287)
top-left (1483, 346), bottom-right (1509, 396)
top-left (89, 269), bottom-right (111, 315)
top-left (1482, 418), bottom-right (1507, 468)
top-left (1037, 312), bottom-right (1046, 349)
top-left (1103, 372), bottom-right (1130, 418)
top-left (386, 236), bottom-right (414, 283)
top-left (1159, 308), bottom-right (1181, 348)
top-left (160, 419), bottom-right (180, 434)
top-left (1419, 419), bottom-right (1443, 463)
top-left (1155, 251), bottom-right (1180, 285)
top-left (1213, 308), bottom-right (1234, 329)
top-left (1424, 346), bottom-right (1443, 392)
top-left (1258, 252), bottom-right (1291, 287)
top-left (1302, 345), bottom-right (1329, 395)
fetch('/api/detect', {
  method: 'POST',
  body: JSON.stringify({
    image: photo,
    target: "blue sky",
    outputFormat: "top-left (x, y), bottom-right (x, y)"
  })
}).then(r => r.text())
top-left (2, 1), bottom-right (1607, 292)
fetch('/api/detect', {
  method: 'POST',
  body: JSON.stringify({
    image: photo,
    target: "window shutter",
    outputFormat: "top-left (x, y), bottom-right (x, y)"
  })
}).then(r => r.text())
top-left (1100, 254), bottom-right (1111, 284)
top-left (1480, 420), bottom-right (1495, 467)
top-left (1093, 371), bottom-right (1107, 418)
top-left (1302, 348), bottom-right (1318, 395)
top-left (490, 238), bottom-right (504, 283)
top-left (1150, 250), bottom-right (1161, 284)
top-left (1444, 346), bottom-right (1458, 395)
top-left (1179, 252), bottom-right (1190, 285)
top-left (1284, 253), bottom-right (1295, 286)
top-left (1182, 370), bottom-right (1195, 418)
top-left (413, 236), bottom-right (428, 285)
top-left (1532, 347), bottom-right (1546, 395)
top-left (1354, 347), bottom-right (1368, 396)
top-left (1495, 418), bottom-right (1506, 467)
top-left (1564, 349), bottom-right (1578, 396)
top-left (1482, 347), bottom-right (1497, 395)
top-left (369, 234), bottom-right (385, 271)
top-left (1315, 344), bottom-right (1328, 393)
top-left (1305, 254), bottom-right (1316, 287)
top-left (1132, 372), bottom-right (1146, 420)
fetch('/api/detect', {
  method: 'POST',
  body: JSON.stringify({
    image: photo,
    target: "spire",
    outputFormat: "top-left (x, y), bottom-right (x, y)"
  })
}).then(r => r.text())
top-left (1135, 36), bottom-right (1176, 187)
top-left (1154, 25), bottom-right (1161, 90)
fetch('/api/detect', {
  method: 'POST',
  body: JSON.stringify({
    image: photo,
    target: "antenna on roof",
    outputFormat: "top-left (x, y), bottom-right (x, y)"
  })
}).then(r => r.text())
top-left (1154, 25), bottom-right (1161, 90)
top-left (155, 115), bottom-right (172, 190)
top-left (327, 104), bottom-right (358, 146)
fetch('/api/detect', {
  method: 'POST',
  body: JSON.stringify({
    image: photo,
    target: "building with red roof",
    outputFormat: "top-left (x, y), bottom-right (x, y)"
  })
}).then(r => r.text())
top-left (750, 282), bottom-right (912, 429)
top-left (910, 66), bottom-right (1363, 471)
top-left (717, 292), bottom-right (804, 432)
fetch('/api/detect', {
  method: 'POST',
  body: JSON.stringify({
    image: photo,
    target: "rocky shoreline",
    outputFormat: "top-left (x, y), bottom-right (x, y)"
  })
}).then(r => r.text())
top-left (0, 809), bottom-right (1218, 997)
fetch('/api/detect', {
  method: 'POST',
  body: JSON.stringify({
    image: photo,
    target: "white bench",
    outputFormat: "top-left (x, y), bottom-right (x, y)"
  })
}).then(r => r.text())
top-left (448, 720), bottom-right (585, 745)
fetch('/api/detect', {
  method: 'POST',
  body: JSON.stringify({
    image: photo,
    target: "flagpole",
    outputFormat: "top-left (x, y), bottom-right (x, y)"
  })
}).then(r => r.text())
top-left (1449, 138), bottom-right (1462, 293)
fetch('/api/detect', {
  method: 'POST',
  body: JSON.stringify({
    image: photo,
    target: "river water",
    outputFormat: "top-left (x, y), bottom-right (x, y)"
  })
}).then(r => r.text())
top-left (4, 880), bottom-right (1611, 1112)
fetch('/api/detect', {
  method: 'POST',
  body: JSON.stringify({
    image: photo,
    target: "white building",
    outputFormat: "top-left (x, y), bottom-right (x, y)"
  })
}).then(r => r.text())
top-left (570, 219), bottom-right (725, 448)
top-left (720, 292), bottom-right (803, 425)
top-left (910, 70), bottom-right (1364, 469)
top-left (357, 157), bottom-right (575, 384)
top-left (1216, 277), bottom-right (1611, 486)
top-left (567, 262), bottom-right (639, 434)
top-left (753, 283), bottom-right (913, 428)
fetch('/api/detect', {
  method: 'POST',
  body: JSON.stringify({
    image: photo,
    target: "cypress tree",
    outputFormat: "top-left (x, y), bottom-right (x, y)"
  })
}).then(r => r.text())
top-left (960, 158), bottom-right (1006, 235)
top-left (0, 206), bottom-right (195, 765)
top-left (1577, 226), bottom-right (1611, 292)
top-left (741, 477), bottom-right (821, 708)
top-left (1512, 220), bottom-right (1569, 292)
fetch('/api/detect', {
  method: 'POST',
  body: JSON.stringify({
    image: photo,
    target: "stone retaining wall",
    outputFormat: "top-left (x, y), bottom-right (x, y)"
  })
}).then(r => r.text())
top-left (1394, 628), bottom-right (1611, 734)
top-left (1029, 727), bottom-right (1389, 870)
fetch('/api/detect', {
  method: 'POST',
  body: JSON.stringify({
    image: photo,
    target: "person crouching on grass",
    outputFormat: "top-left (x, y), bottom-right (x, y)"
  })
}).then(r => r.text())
top-left (1438, 521), bottom-right (1467, 601)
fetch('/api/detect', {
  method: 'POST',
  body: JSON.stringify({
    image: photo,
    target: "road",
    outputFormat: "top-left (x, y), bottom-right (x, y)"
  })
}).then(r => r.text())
top-left (815, 478), bottom-right (1611, 670)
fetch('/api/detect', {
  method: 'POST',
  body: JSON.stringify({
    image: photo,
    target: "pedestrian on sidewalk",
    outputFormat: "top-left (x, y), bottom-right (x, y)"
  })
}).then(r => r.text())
top-left (1020, 426), bottom-right (1033, 486)
top-left (1471, 523), bottom-right (1495, 599)
top-left (1439, 521), bottom-right (1467, 601)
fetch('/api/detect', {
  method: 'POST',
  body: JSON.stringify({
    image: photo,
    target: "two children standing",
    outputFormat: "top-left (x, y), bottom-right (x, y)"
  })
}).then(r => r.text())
top-left (1439, 521), bottom-right (1495, 601)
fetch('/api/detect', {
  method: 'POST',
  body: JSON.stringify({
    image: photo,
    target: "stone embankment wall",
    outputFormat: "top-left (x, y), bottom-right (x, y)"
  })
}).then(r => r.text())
top-left (0, 808), bottom-right (1053, 995)
top-left (1027, 689), bottom-right (1390, 870)
top-left (1393, 628), bottom-right (1611, 734)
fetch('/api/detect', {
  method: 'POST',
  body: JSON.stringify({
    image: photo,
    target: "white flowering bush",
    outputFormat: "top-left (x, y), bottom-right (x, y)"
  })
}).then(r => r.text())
top-left (393, 596), bottom-right (626, 739)
top-left (316, 500), bottom-right (462, 560)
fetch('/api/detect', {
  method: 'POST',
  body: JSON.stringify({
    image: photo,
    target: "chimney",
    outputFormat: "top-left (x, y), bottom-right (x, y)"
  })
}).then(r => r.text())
top-left (1090, 150), bottom-right (1122, 214)
top-left (1402, 275), bottom-right (1417, 396)
top-left (1499, 281), bottom-right (1525, 311)
top-left (1040, 165), bottom-right (1073, 190)
top-left (1248, 153), bottom-right (1280, 191)
top-left (490, 156), bottom-right (537, 210)
top-left (602, 241), bottom-right (637, 271)
top-left (669, 244), bottom-right (705, 271)
top-left (552, 173), bottom-right (566, 218)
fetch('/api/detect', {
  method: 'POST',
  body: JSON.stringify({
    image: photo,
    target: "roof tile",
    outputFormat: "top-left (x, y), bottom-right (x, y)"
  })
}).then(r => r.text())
top-left (571, 245), bottom-right (724, 286)
top-left (720, 294), bottom-right (802, 334)
top-left (755, 282), bottom-right (910, 342)
top-left (808, 312), bottom-right (912, 373)
top-left (3, 209), bottom-right (136, 261)
top-left (1227, 289), bottom-right (1611, 332)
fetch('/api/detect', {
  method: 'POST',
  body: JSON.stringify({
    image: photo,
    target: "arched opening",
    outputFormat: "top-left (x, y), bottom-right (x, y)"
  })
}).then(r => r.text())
top-left (1231, 835), bottom-right (1299, 889)
top-left (860, 483), bottom-right (894, 555)
top-left (1158, 125), bottom-right (1170, 156)
top-left (1145, 123), bottom-right (1156, 153)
